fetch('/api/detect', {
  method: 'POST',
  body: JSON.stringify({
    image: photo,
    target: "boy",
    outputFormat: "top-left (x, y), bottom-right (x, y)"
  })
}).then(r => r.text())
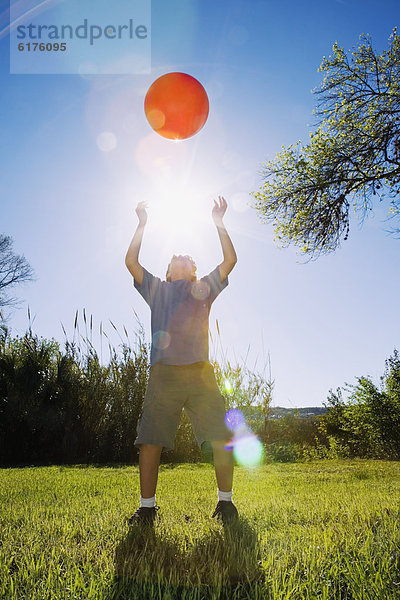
top-left (125, 196), bottom-right (238, 525)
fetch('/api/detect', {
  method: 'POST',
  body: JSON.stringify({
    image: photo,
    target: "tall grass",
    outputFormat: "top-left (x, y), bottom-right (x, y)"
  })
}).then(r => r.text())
top-left (0, 309), bottom-right (150, 465)
top-left (3, 308), bottom-right (397, 468)
top-left (0, 311), bottom-right (277, 466)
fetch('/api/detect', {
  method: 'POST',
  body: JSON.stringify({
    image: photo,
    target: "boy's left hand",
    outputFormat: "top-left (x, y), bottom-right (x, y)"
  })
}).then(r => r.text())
top-left (212, 196), bottom-right (227, 224)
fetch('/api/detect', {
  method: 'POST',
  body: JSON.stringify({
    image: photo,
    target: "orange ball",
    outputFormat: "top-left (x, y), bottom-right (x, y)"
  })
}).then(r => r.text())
top-left (144, 72), bottom-right (209, 140)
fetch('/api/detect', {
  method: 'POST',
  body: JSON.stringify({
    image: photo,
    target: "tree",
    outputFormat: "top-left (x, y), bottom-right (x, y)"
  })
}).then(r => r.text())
top-left (0, 234), bottom-right (34, 319)
top-left (320, 349), bottom-right (400, 458)
top-left (252, 29), bottom-right (400, 257)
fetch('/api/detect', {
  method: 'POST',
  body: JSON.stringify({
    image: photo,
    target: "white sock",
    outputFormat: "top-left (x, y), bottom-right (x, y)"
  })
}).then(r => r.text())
top-left (140, 495), bottom-right (156, 508)
top-left (218, 489), bottom-right (233, 502)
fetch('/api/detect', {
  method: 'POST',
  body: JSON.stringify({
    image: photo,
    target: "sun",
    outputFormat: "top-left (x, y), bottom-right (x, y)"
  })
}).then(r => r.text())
top-left (145, 181), bottom-right (211, 238)
top-left (137, 180), bottom-right (219, 272)
top-left (154, 188), bottom-right (200, 232)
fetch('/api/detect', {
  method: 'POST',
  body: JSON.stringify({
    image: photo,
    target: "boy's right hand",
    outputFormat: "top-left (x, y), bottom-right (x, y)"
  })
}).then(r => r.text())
top-left (135, 201), bottom-right (148, 226)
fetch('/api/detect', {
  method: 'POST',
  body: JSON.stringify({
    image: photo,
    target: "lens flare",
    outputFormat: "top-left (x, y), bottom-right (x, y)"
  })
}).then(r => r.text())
top-left (191, 281), bottom-right (210, 301)
top-left (152, 330), bottom-right (171, 349)
top-left (224, 379), bottom-right (233, 394)
top-left (225, 408), bottom-right (245, 431)
top-left (97, 131), bottom-right (117, 152)
top-left (233, 434), bottom-right (263, 467)
top-left (224, 408), bottom-right (263, 466)
top-left (146, 108), bottom-right (166, 130)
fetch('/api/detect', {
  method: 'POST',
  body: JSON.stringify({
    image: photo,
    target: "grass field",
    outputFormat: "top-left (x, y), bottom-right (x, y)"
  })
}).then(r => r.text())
top-left (1, 460), bottom-right (399, 599)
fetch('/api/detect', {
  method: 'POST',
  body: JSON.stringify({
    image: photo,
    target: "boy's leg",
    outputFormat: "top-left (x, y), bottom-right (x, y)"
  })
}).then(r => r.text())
top-left (128, 444), bottom-right (162, 525)
top-left (134, 365), bottom-right (183, 501)
top-left (182, 363), bottom-right (237, 522)
top-left (139, 443), bottom-right (163, 498)
top-left (211, 440), bottom-right (234, 492)
top-left (211, 439), bottom-right (238, 523)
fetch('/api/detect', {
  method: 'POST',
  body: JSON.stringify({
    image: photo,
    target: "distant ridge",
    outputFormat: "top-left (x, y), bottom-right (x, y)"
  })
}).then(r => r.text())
top-left (268, 406), bottom-right (327, 419)
top-left (242, 405), bottom-right (327, 421)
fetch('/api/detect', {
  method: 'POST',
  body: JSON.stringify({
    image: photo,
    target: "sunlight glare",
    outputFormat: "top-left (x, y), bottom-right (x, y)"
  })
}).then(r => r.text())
top-left (147, 182), bottom-right (208, 241)
top-left (233, 434), bottom-right (264, 467)
top-left (135, 133), bottom-right (187, 176)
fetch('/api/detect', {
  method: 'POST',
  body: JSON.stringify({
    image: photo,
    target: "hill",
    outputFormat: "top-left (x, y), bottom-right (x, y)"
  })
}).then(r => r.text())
top-left (242, 405), bottom-right (327, 423)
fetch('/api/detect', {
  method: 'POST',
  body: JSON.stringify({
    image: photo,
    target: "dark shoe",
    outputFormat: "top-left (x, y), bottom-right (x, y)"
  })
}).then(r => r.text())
top-left (128, 505), bottom-right (160, 526)
top-left (212, 501), bottom-right (239, 525)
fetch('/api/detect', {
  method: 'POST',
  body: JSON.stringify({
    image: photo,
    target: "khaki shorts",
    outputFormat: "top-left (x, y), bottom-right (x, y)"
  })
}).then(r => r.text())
top-left (134, 361), bottom-right (231, 451)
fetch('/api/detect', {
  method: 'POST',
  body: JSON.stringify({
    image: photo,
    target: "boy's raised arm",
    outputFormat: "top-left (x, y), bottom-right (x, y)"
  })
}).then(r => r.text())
top-left (125, 202), bottom-right (148, 286)
top-left (212, 196), bottom-right (237, 283)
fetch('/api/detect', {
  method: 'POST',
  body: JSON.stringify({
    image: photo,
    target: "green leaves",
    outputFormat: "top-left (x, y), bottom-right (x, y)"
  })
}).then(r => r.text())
top-left (252, 29), bottom-right (400, 257)
top-left (321, 349), bottom-right (400, 459)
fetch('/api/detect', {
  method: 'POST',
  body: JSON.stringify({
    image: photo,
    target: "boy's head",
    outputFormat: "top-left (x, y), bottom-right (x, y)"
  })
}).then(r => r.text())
top-left (166, 255), bottom-right (197, 282)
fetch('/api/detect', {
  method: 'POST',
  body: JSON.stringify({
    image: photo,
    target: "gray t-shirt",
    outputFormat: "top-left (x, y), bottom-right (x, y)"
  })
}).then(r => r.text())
top-left (134, 266), bottom-right (228, 366)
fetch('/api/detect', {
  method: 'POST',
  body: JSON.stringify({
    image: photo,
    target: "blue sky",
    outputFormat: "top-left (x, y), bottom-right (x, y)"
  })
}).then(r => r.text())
top-left (1, 0), bottom-right (399, 408)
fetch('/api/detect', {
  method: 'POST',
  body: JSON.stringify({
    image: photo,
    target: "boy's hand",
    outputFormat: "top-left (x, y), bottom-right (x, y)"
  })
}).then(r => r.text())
top-left (212, 196), bottom-right (227, 225)
top-left (135, 201), bottom-right (148, 226)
